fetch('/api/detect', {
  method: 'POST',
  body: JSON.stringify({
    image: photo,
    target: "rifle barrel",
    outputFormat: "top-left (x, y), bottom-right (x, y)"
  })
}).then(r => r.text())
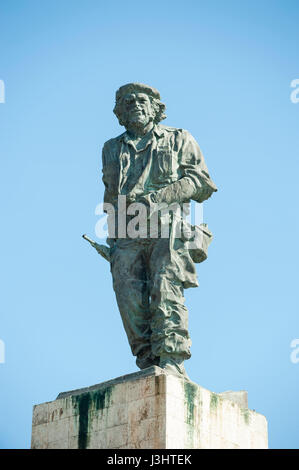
top-left (82, 234), bottom-right (95, 244)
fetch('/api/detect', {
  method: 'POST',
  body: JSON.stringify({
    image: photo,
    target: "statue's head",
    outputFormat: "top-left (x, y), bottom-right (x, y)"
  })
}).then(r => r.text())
top-left (113, 83), bottom-right (166, 132)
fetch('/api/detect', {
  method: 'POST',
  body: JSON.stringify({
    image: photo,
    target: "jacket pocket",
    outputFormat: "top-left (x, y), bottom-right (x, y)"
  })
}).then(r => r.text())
top-left (152, 148), bottom-right (173, 180)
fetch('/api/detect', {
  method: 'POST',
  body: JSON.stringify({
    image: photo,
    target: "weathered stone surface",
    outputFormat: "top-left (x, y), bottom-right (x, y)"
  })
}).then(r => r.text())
top-left (31, 368), bottom-right (268, 449)
top-left (218, 390), bottom-right (248, 408)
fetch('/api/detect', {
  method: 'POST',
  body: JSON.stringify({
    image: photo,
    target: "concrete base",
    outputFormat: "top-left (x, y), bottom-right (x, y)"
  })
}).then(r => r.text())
top-left (31, 367), bottom-right (268, 449)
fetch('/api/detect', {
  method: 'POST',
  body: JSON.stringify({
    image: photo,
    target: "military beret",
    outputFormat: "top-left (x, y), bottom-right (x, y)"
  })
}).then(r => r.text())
top-left (115, 83), bottom-right (161, 102)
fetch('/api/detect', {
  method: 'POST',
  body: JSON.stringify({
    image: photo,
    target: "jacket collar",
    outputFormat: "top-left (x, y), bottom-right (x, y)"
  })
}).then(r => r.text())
top-left (119, 125), bottom-right (165, 144)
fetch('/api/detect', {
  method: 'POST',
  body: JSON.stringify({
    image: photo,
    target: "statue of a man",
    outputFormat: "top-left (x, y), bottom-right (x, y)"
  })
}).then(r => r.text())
top-left (100, 83), bottom-right (217, 377)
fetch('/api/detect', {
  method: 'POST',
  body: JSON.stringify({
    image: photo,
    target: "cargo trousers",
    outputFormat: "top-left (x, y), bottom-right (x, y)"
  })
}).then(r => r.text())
top-left (110, 236), bottom-right (192, 369)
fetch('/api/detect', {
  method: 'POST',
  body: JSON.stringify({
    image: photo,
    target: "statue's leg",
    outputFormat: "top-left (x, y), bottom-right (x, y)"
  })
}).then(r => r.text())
top-left (110, 240), bottom-right (156, 369)
top-left (148, 238), bottom-right (191, 376)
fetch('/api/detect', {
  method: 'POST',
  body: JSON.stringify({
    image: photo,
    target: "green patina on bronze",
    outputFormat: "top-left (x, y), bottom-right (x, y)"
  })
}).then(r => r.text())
top-left (72, 386), bottom-right (113, 449)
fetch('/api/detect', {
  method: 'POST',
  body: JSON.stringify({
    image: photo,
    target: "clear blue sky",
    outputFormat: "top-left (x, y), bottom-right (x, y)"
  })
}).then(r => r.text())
top-left (0, 0), bottom-right (298, 449)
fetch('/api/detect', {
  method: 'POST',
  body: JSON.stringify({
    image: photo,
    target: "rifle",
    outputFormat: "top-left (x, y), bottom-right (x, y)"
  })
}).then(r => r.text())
top-left (82, 234), bottom-right (111, 262)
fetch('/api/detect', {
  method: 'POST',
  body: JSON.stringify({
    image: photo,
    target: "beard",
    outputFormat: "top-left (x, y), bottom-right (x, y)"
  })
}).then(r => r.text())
top-left (123, 110), bottom-right (154, 133)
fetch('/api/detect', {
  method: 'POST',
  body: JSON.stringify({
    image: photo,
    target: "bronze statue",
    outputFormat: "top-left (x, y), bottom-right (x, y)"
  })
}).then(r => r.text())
top-left (85, 83), bottom-right (217, 377)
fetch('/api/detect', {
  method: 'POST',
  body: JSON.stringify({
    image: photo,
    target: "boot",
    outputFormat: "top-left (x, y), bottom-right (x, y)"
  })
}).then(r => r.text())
top-left (159, 356), bottom-right (190, 379)
top-left (136, 349), bottom-right (159, 370)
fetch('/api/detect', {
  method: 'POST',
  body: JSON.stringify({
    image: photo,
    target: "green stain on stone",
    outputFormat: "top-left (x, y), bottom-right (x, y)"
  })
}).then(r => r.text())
top-left (210, 393), bottom-right (219, 410)
top-left (72, 386), bottom-right (113, 449)
top-left (73, 393), bottom-right (91, 449)
top-left (241, 408), bottom-right (250, 425)
top-left (93, 386), bottom-right (113, 411)
top-left (184, 382), bottom-right (198, 448)
top-left (184, 382), bottom-right (197, 425)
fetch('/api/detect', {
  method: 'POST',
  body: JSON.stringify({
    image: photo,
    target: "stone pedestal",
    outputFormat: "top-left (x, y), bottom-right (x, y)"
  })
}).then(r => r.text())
top-left (31, 367), bottom-right (268, 449)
